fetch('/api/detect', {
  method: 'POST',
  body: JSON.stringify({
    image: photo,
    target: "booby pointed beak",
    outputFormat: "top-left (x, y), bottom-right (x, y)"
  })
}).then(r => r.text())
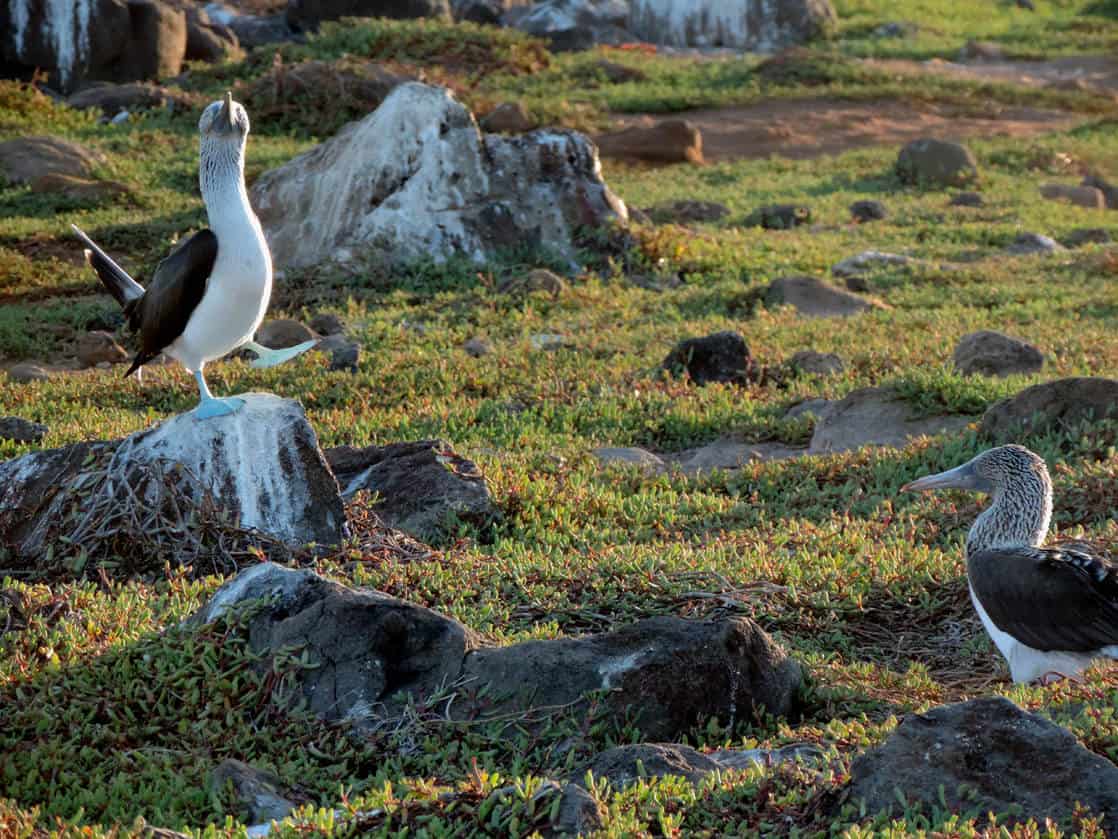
top-left (218, 90), bottom-right (234, 132)
top-left (901, 461), bottom-right (980, 493)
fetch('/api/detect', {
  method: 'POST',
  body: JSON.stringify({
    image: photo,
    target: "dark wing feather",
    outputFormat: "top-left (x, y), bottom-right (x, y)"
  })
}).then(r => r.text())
top-left (124, 230), bottom-right (218, 377)
top-left (968, 544), bottom-right (1118, 652)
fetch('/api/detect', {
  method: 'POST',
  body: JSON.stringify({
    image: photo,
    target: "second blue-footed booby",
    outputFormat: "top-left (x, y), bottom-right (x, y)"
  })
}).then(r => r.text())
top-left (903, 444), bottom-right (1118, 684)
top-left (71, 92), bottom-right (317, 420)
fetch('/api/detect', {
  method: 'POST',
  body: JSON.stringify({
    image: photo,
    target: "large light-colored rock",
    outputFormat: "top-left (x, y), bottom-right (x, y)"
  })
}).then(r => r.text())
top-left (810, 387), bottom-right (971, 453)
top-left (251, 83), bottom-right (627, 271)
top-left (628, 0), bottom-right (836, 50)
top-left (0, 393), bottom-right (346, 561)
top-left (503, 0), bottom-right (632, 51)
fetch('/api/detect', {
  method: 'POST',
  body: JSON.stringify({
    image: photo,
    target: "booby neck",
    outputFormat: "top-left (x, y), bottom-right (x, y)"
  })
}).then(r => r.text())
top-left (965, 468), bottom-right (1052, 556)
top-left (199, 134), bottom-right (263, 239)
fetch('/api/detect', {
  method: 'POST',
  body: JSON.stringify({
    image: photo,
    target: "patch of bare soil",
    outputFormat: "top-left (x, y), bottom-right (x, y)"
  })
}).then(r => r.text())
top-left (607, 97), bottom-right (1083, 163)
top-left (870, 54), bottom-right (1118, 94)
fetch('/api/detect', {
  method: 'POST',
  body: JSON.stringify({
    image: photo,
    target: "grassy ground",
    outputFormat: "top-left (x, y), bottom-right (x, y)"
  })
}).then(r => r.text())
top-left (4, 1), bottom-right (1118, 836)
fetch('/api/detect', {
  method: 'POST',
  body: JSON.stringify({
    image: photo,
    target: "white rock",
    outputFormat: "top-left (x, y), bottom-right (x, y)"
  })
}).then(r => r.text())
top-left (251, 83), bottom-right (627, 271)
top-left (831, 250), bottom-right (911, 278)
top-left (628, 0), bottom-right (837, 50)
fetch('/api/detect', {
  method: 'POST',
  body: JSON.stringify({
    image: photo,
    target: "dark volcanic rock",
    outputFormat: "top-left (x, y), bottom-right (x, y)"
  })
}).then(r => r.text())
top-left (457, 615), bottom-right (803, 738)
top-left (981, 377), bottom-right (1118, 440)
top-left (850, 199), bottom-right (886, 222)
top-left (953, 330), bottom-right (1044, 378)
top-left (746, 203), bottom-right (812, 230)
top-left (325, 440), bottom-right (498, 542)
top-left (288, 0), bottom-right (452, 31)
top-left (0, 417), bottom-right (48, 444)
top-left (1082, 173), bottom-right (1118, 208)
top-left (503, 0), bottom-right (633, 52)
top-left (1063, 228), bottom-right (1111, 248)
top-left (896, 139), bottom-right (979, 188)
top-left (452, 0), bottom-right (509, 24)
top-left (788, 350), bottom-right (844, 376)
top-left (114, 0), bottom-right (187, 83)
top-left (191, 565), bottom-right (803, 739)
top-left (0, 394), bottom-right (347, 560)
top-left (209, 759), bottom-right (306, 824)
top-left (480, 101), bottom-right (535, 133)
top-left (644, 199), bottom-right (729, 225)
top-left (839, 697), bottom-right (1118, 828)
top-left (661, 331), bottom-right (754, 386)
top-left (949, 191), bottom-right (984, 207)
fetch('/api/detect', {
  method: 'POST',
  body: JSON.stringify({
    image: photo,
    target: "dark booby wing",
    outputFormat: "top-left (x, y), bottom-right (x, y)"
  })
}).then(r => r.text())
top-left (969, 544), bottom-right (1118, 652)
top-left (123, 230), bottom-right (217, 376)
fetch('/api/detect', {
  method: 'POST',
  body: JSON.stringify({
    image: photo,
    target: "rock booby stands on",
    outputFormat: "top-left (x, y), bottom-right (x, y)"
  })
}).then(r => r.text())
top-left (71, 92), bottom-right (317, 420)
top-left (903, 444), bottom-right (1118, 684)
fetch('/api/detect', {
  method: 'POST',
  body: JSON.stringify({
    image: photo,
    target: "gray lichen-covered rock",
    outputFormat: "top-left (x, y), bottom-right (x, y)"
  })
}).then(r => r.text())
top-left (953, 330), bottom-right (1044, 377)
top-left (0, 417), bottom-right (48, 443)
top-left (661, 331), bottom-right (755, 385)
top-left (765, 276), bottom-right (886, 318)
top-left (896, 138), bottom-right (979, 188)
top-left (628, 0), bottom-right (836, 50)
top-left (810, 386), bottom-right (970, 453)
top-left (209, 759), bottom-right (305, 825)
top-left (0, 393), bottom-right (346, 559)
top-left (0, 136), bottom-right (108, 185)
top-left (838, 697), bottom-right (1118, 828)
top-left (251, 83), bottom-right (627, 271)
top-left (981, 377), bottom-right (1118, 440)
top-left (503, 0), bottom-right (632, 51)
top-left (325, 439), bottom-right (498, 542)
top-left (190, 564), bottom-right (803, 739)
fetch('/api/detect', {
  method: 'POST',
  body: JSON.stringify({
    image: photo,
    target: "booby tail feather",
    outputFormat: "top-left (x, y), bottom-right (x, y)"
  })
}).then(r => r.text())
top-left (71, 225), bottom-right (145, 311)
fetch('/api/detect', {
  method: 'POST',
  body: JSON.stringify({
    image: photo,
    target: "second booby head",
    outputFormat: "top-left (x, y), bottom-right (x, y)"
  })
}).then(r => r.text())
top-left (903, 444), bottom-right (1118, 684)
top-left (72, 91), bottom-right (318, 420)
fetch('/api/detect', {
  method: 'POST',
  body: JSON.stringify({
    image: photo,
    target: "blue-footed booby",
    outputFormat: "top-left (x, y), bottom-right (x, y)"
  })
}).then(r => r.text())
top-left (71, 92), bottom-right (317, 420)
top-left (903, 444), bottom-right (1118, 684)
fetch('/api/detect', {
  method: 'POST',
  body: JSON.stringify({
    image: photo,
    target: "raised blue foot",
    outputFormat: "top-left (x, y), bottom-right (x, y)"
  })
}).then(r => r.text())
top-left (244, 339), bottom-right (319, 369)
top-left (193, 396), bottom-right (246, 420)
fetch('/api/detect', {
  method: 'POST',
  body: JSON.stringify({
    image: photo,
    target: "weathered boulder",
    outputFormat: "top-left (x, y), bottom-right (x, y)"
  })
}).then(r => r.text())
top-left (457, 614), bottom-right (803, 737)
top-left (850, 199), bottom-right (886, 222)
top-left (480, 101), bottom-right (535, 133)
top-left (256, 319), bottom-right (318, 350)
top-left (66, 81), bottom-right (178, 114)
top-left (1039, 183), bottom-right (1106, 210)
top-left (668, 439), bottom-right (804, 474)
top-left (183, 7), bottom-right (240, 63)
top-left (114, 0), bottom-right (187, 83)
top-left (896, 139), bottom-right (979, 188)
top-left (746, 203), bottom-right (812, 230)
top-left (594, 119), bottom-right (704, 165)
top-left (325, 439), bottom-right (498, 542)
top-left (6, 363), bottom-right (51, 383)
top-left (810, 387), bottom-right (970, 453)
top-left (452, 0), bottom-right (509, 24)
top-left (981, 377), bottom-right (1118, 440)
top-left (209, 759), bottom-right (305, 825)
top-left (764, 276), bottom-right (886, 318)
top-left (1005, 232), bottom-right (1064, 256)
top-left (0, 393), bottom-right (347, 561)
top-left (76, 330), bottom-right (129, 367)
top-left (288, 0), bottom-right (452, 31)
top-left (788, 350), bottom-right (844, 377)
top-left (0, 136), bottom-right (107, 185)
top-left (661, 331), bottom-right (755, 386)
top-left (0, 417), bottom-right (47, 443)
top-left (580, 742), bottom-right (824, 789)
top-left (953, 330), bottom-right (1044, 378)
top-left (628, 0), bottom-right (836, 50)
top-left (191, 564), bottom-right (803, 738)
top-left (838, 697), bottom-right (1118, 828)
top-left (251, 83), bottom-right (627, 271)
top-left (503, 0), bottom-right (632, 51)
top-left (30, 174), bottom-right (131, 203)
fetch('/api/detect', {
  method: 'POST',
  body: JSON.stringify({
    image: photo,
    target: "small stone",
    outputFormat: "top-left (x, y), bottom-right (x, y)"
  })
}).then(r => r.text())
top-left (77, 331), bottom-right (129, 368)
top-left (850, 199), bottom-right (887, 222)
top-left (209, 759), bottom-right (302, 825)
top-left (499, 268), bottom-right (566, 296)
top-left (831, 250), bottom-right (910, 279)
top-left (874, 21), bottom-right (917, 37)
top-left (644, 200), bottom-right (729, 225)
top-left (954, 331), bottom-right (1044, 378)
top-left (593, 447), bottom-right (665, 472)
top-left (594, 119), bottom-right (704, 165)
top-left (256, 319), bottom-right (318, 349)
top-left (784, 398), bottom-right (831, 422)
top-left (308, 312), bottom-right (345, 336)
top-left (592, 58), bottom-right (648, 84)
top-left (0, 417), bottom-right (48, 443)
top-left (949, 191), bottom-right (984, 207)
top-left (1063, 228), bottom-right (1111, 248)
top-left (1039, 183), bottom-right (1106, 209)
top-left (480, 102), bottom-right (535, 133)
top-left (789, 351), bottom-right (844, 376)
top-left (662, 331), bottom-right (754, 386)
top-left (959, 39), bottom-right (1005, 62)
top-left (7, 363), bottom-right (51, 383)
top-left (1081, 173), bottom-right (1118, 208)
top-left (1005, 232), bottom-right (1065, 256)
top-left (463, 337), bottom-right (493, 358)
top-left (765, 276), bottom-right (887, 318)
top-left (318, 334), bottom-right (359, 373)
top-left (896, 139), bottom-right (979, 188)
top-left (530, 333), bottom-right (571, 351)
top-left (746, 203), bottom-right (812, 230)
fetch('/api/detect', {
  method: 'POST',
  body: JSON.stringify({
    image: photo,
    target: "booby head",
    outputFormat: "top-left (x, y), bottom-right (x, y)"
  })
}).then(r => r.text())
top-left (199, 91), bottom-right (250, 140)
top-left (198, 92), bottom-right (251, 197)
top-left (902, 444), bottom-right (1052, 553)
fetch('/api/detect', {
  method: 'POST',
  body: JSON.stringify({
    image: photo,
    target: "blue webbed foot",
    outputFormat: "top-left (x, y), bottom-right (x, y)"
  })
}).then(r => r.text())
top-left (245, 339), bottom-right (319, 369)
top-left (193, 396), bottom-right (246, 420)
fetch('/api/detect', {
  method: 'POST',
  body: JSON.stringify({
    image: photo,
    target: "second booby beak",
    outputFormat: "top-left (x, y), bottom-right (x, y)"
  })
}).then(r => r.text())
top-left (218, 91), bottom-right (234, 132)
top-left (901, 460), bottom-right (982, 493)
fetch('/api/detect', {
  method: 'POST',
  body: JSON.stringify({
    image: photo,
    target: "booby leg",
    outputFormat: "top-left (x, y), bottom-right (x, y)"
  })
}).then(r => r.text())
top-left (241, 340), bottom-right (319, 369)
top-left (192, 369), bottom-right (244, 420)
